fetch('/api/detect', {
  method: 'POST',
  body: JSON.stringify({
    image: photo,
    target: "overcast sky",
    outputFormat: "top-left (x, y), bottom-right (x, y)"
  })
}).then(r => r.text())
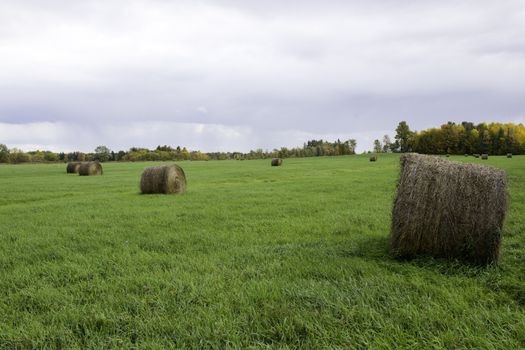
top-left (1, 0), bottom-right (524, 153)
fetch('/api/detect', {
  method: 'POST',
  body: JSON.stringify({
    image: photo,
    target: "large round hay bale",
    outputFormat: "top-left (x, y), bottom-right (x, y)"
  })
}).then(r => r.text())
top-left (78, 161), bottom-right (103, 176)
top-left (369, 156), bottom-right (377, 162)
top-left (66, 162), bottom-right (81, 174)
top-left (390, 153), bottom-right (507, 264)
top-left (140, 164), bottom-right (187, 194)
top-left (271, 158), bottom-right (282, 166)
top-left (507, 153), bottom-right (512, 158)
top-left (481, 154), bottom-right (489, 160)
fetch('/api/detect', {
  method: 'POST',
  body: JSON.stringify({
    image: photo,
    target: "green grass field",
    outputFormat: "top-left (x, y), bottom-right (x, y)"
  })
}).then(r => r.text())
top-left (0, 154), bottom-right (524, 349)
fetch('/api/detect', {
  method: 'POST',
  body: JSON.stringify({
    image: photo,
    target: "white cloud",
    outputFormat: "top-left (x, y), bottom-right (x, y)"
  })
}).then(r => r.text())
top-left (197, 106), bottom-right (208, 114)
top-left (0, 0), bottom-right (524, 151)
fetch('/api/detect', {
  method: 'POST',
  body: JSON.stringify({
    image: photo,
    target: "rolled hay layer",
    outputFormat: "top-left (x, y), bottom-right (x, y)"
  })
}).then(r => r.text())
top-left (390, 153), bottom-right (507, 264)
top-left (481, 154), bottom-right (489, 160)
top-left (369, 156), bottom-right (377, 162)
top-left (78, 162), bottom-right (103, 176)
top-left (271, 158), bottom-right (283, 166)
top-left (507, 153), bottom-right (513, 158)
top-left (140, 164), bottom-right (187, 194)
top-left (66, 162), bottom-right (81, 174)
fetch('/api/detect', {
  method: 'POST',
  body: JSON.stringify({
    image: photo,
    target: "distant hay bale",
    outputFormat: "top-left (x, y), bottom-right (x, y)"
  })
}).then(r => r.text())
top-left (271, 158), bottom-right (283, 166)
top-left (481, 154), bottom-right (489, 160)
top-left (78, 162), bottom-right (103, 176)
top-left (140, 164), bottom-right (187, 194)
top-left (390, 153), bottom-right (507, 264)
top-left (473, 154), bottom-right (480, 158)
top-left (66, 162), bottom-right (81, 174)
top-left (369, 156), bottom-right (377, 162)
top-left (507, 153), bottom-right (512, 158)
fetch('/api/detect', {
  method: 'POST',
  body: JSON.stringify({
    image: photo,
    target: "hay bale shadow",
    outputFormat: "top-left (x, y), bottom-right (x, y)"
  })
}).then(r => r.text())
top-left (337, 234), bottom-right (495, 278)
top-left (337, 235), bottom-right (390, 260)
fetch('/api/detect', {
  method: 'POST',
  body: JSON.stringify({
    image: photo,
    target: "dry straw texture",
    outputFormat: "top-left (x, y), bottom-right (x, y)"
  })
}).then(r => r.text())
top-left (369, 156), bottom-right (377, 162)
top-left (140, 164), bottom-right (187, 194)
top-left (66, 162), bottom-right (81, 174)
top-left (482, 154), bottom-right (489, 160)
top-left (390, 153), bottom-right (507, 264)
top-left (78, 162), bottom-right (103, 176)
top-left (271, 158), bottom-right (283, 166)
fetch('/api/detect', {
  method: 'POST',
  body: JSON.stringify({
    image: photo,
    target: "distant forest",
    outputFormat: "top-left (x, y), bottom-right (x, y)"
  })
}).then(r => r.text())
top-left (1, 121), bottom-right (524, 164)
top-left (373, 121), bottom-right (525, 155)
top-left (0, 139), bottom-right (357, 163)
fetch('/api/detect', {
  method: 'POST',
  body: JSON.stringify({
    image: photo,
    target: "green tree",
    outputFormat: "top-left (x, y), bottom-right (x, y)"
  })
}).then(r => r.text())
top-left (44, 152), bottom-right (58, 162)
top-left (394, 121), bottom-right (414, 152)
top-left (373, 139), bottom-right (382, 153)
top-left (347, 139), bottom-right (357, 154)
top-left (9, 148), bottom-right (30, 163)
top-left (0, 144), bottom-right (10, 163)
top-left (181, 147), bottom-right (190, 160)
top-left (94, 146), bottom-right (111, 162)
top-left (382, 135), bottom-right (391, 153)
top-left (494, 127), bottom-right (506, 155)
top-left (481, 130), bottom-right (491, 154)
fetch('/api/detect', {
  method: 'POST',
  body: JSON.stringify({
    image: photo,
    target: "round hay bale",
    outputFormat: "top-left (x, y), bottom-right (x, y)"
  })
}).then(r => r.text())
top-left (140, 164), bottom-right (187, 194)
top-left (369, 156), bottom-right (377, 162)
top-left (271, 158), bottom-right (282, 166)
top-left (66, 162), bottom-right (81, 174)
top-left (507, 153), bottom-right (512, 158)
top-left (390, 153), bottom-right (507, 265)
top-left (78, 161), bottom-right (103, 176)
top-left (481, 154), bottom-right (489, 160)
top-left (473, 154), bottom-right (480, 158)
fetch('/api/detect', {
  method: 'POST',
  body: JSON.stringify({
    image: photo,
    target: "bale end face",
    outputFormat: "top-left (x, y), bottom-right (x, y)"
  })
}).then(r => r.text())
top-left (79, 162), bottom-right (103, 176)
top-left (66, 162), bottom-right (81, 174)
top-left (140, 164), bottom-right (187, 194)
top-left (390, 153), bottom-right (507, 265)
top-left (271, 158), bottom-right (283, 166)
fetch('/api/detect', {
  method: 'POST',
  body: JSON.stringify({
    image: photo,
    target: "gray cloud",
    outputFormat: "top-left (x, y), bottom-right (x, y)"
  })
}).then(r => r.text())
top-left (0, 0), bottom-right (524, 152)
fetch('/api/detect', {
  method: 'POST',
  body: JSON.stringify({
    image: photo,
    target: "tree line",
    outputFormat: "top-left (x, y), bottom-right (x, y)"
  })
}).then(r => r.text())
top-left (0, 139), bottom-right (357, 164)
top-left (2, 121), bottom-right (524, 164)
top-left (373, 121), bottom-right (525, 155)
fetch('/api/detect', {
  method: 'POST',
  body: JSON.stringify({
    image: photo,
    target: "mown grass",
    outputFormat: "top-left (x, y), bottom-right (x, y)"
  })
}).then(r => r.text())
top-left (0, 154), bottom-right (524, 349)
